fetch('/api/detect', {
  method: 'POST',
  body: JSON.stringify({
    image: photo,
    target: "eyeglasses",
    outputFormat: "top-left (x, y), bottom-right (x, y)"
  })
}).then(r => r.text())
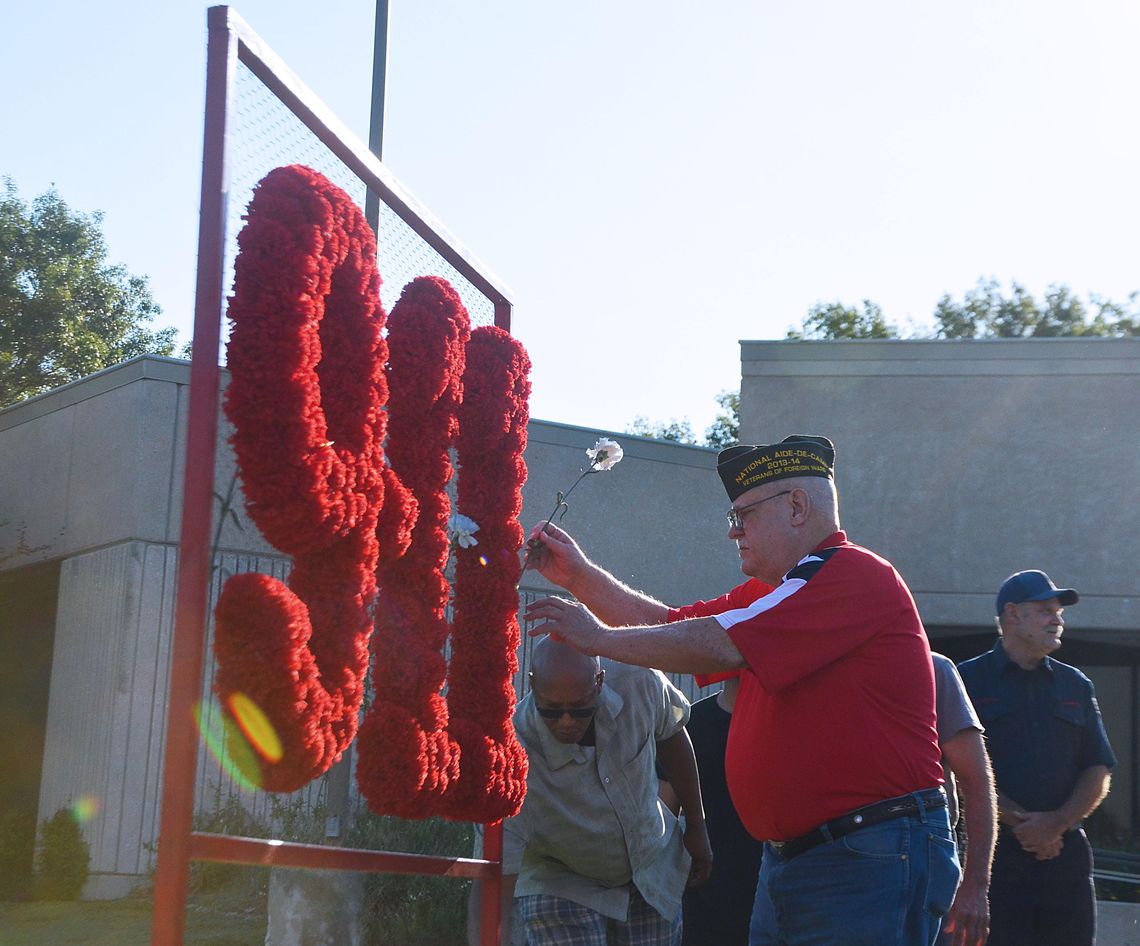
top-left (726, 490), bottom-right (792, 530)
top-left (535, 705), bottom-right (598, 720)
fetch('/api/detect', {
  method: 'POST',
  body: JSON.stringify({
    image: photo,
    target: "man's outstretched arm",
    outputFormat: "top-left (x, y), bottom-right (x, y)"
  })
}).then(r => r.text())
top-left (524, 596), bottom-right (745, 675)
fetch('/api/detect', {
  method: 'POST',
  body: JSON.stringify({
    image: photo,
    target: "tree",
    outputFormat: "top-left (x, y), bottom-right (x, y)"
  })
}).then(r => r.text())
top-left (624, 388), bottom-right (741, 449)
top-left (933, 278), bottom-right (1138, 339)
top-left (625, 415), bottom-right (698, 444)
top-left (0, 179), bottom-right (176, 406)
top-left (786, 280), bottom-right (1138, 340)
top-left (786, 300), bottom-right (898, 339)
top-left (704, 388), bottom-right (740, 448)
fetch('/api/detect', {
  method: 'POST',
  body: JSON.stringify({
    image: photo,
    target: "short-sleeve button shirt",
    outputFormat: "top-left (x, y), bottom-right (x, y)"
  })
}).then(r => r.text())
top-left (503, 660), bottom-right (692, 922)
top-left (958, 641), bottom-right (1115, 812)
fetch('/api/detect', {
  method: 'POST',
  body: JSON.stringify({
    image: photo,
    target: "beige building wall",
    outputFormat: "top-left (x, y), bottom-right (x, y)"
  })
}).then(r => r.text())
top-left (0, 357), bottom-right (740, 896)
top-left (739, 336), bottom-right (1139, 832)
top-left (8, 342), bottom-right (1135, 895)
top-left (739, 337), bottom-right (1138, 635)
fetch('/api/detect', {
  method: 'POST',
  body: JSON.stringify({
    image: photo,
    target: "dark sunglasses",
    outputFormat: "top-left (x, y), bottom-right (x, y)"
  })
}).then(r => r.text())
top-left (535, 705), bottom-right (598, 720)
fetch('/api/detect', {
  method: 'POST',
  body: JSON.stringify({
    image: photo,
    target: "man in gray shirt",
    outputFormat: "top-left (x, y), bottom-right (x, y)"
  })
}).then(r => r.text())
top-left (933, 652), bottom-right (997, 946)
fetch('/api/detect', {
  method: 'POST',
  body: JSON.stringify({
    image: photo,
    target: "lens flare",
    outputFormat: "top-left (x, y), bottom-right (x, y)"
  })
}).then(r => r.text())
top-left (193, 698), bottom-right (260, 791)
top-left (72, 795), bottom-right (100, 823)
top-left (227, 692), bottom-right (284, 763)
top-left (478, 555), bottom-right (488, 567)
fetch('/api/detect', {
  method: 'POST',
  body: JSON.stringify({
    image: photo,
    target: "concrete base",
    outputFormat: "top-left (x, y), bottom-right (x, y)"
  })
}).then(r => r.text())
top-left (265, 868), bottom-right (364, 946)
top-left (1100, 900), bottom-right (1140, 946)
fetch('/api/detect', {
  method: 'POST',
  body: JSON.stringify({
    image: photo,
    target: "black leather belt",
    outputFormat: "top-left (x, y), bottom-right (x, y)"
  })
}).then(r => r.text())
top-left (767, 789), bottom-right (947, 860)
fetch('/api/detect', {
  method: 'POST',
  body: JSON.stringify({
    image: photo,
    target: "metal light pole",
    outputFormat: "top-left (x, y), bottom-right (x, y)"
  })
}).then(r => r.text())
top-left (364, 0), bottom-right (390, 233)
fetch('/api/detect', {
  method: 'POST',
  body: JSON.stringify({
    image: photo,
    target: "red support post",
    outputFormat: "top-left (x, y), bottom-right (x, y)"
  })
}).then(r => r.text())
top-left (494, 299), bottom-right (512, 332)
top-left (150, 11), bottom-right (518, 945)
top-left (150, 8), bottom-right (236, 944)
top-left (480, 820), bottom-right (505, 946)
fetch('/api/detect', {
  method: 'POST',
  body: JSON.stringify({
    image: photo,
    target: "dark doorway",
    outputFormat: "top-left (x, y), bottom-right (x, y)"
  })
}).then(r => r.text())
top-left (0, 561), bottom-right (60, 899)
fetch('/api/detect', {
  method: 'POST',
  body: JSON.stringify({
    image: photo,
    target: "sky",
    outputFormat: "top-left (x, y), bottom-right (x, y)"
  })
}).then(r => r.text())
top-left (5, 1), bottom-right (1140, 437)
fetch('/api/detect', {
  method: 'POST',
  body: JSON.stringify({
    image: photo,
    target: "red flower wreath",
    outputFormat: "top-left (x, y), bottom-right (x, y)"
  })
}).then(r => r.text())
top-left (215, 165), bottom-right (389, 792)
top-left (216, 165), bottom-right (532, 817)
top-left (442, 325), bottom-right (531, 822)
top-left (356, 276), bottom-right (469, 818)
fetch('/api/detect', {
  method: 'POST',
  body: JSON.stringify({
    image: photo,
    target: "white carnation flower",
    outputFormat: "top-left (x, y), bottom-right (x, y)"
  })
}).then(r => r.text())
top-left (448, 513), bottom-right (480, 549)
top-left (586, 437), bottom-right (623, 471)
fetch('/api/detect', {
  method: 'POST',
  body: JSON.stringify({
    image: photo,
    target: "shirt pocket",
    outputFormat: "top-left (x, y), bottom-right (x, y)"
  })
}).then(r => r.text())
top-left (624, 732), bottom-right (654, 772)
top-left (973, 696), bottom-right (1013, 727)
top-left (1051, 700), bottom-right (1088, 760)
top-left (1053, 700), bottom-right (1087, 728)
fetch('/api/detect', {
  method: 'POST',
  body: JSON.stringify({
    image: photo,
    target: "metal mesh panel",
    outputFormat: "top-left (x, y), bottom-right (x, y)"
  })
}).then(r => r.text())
top-left (189, 56), bottom-right (504, 826)
top-left (226, 59), bottom-right (497, 334)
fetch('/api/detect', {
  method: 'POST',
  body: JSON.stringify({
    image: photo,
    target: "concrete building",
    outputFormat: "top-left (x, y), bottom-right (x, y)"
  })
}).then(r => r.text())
top-left (740, 337), bottom-right (1139, 840)
top-left (0, 355), bottom-right (738, 898)
top-left (2, 337), bottom-right (1137, 898)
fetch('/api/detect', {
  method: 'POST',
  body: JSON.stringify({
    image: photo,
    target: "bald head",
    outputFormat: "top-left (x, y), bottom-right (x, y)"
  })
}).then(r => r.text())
top-left (531, 635), bottom-right (600, 691)
top-left (529, 636), bottom-right (603, 743)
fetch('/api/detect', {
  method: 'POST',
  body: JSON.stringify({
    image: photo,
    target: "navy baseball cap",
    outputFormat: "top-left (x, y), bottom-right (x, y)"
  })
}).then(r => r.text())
top-left (996, 570), bottom-right (1079, 615)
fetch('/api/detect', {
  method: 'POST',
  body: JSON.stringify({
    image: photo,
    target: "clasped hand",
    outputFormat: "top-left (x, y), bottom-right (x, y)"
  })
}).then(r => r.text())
top-left (1010, 810), bottom-right (1065, 860)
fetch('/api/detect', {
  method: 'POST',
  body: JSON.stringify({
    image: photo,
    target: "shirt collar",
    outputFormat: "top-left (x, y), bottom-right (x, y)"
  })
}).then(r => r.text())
top-left (814, 530), bottom-right (847, 551)
top-left (781, 530), bottom-right (848, 580)
top-left (994, 639), bottom-right (1055, 676)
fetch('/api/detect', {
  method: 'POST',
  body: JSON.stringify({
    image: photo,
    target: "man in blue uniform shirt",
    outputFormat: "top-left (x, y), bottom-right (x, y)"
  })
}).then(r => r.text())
top-left (958, 570), bottom-right (1115, 946)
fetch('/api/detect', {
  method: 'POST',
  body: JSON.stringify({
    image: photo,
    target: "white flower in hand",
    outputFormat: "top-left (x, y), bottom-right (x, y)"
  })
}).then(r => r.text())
top-left (448, 513), bottom-right (480, 550)
top-left (519, 438), bottom-right (624, 586)
top-left (586, 437), bottom-right (623, 471)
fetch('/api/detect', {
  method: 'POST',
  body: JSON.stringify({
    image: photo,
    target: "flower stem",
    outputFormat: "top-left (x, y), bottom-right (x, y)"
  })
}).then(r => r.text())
top-left (518, 462), bottom-right (599, 581)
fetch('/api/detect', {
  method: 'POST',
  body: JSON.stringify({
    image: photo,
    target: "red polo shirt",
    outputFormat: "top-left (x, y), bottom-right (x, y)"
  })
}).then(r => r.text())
top-left (669, 532), bottom-right (941, 840)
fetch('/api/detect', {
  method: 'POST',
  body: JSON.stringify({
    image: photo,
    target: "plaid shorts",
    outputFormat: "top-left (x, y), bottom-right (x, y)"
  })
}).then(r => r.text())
top-left (518, 888), bottom-right (681, 946)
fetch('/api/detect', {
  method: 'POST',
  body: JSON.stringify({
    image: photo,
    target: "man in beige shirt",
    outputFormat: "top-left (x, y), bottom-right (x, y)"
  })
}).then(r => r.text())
top-left (471, 636), bottom-right (711, 946)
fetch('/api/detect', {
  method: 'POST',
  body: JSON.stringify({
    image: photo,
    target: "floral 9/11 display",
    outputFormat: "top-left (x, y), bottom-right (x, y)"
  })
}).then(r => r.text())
top-left (215, 164), bottom-right (528, 822)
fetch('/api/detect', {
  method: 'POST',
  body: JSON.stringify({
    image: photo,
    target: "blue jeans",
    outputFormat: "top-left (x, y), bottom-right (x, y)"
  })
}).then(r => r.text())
top-left (750, 799), bottom-right (960, 945)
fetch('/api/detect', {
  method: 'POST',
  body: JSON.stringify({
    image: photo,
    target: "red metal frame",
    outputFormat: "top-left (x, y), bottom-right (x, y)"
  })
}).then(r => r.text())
top-left (151, 7), bottom-right (514, 943)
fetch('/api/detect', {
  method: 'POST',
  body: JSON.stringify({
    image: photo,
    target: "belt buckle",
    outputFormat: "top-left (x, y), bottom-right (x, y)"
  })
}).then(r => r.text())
top-left (768, 840), bottom-right (786, 854)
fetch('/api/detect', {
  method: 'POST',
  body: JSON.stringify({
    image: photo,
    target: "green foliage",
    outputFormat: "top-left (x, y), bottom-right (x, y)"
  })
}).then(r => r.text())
top-left (787, 300), bottom-right (897, 339)
top-left (625, 415), bottom-right (698, 444)
top-left (184, 787), bottom-right (326, 895)
top-left (187, 788), bottom-right (270, 895)
top-left (345, 812), bottom-right (474, 946)
top-left (786, 280), bottom-right (1139, 340)
top-left (0, 178), bottom-right (176, 407)
top-left (625, 388), bottom-right (741, 451)
top-left (35, 808), bottom-right (90, 901)
top-left (704, 388), bottom-right (740, 449)
top-left (934, 279), bottom-right (1140, 338)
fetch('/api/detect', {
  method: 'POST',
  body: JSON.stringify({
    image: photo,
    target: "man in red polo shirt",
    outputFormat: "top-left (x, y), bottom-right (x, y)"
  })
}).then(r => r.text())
top-left (525, 435), bottom-right (960, 946)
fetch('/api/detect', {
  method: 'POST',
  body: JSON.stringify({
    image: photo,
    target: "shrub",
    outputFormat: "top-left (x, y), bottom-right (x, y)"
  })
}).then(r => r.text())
top-left (346, 812), bottom-right (475, 946)
top-left (189, 788), bottom-right (271, 895)
top-left (35, 807), bottom-right (90, 900)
